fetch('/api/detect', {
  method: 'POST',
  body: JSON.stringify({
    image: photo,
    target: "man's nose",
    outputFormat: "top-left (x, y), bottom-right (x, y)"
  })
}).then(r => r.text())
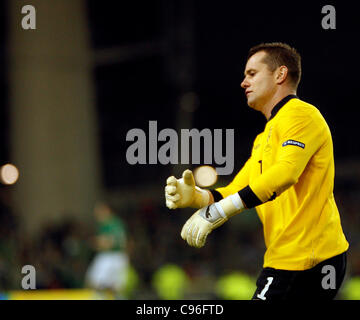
top-left (241, 78), bottom-right (248, 89)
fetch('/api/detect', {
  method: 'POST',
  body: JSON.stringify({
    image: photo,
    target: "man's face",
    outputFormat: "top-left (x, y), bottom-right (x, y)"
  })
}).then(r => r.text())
top-left (241, 51), bottom-right (277, 111)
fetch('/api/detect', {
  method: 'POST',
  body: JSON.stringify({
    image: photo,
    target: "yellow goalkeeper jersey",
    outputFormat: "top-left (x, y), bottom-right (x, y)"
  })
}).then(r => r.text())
top-left (214, 95), bottom-right (349, 270)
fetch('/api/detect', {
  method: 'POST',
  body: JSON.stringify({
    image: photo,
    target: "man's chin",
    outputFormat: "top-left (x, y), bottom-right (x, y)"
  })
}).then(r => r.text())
top-left (247, 99), bottom-right (260, 111)
top-left (247, 98), bottom-right (255, 109)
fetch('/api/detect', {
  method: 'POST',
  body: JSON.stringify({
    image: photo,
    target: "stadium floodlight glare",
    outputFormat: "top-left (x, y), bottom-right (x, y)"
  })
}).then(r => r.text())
top-left (0, 163), bottom-right (20, 185)
top-left (193, 165), bottom-right (218, 187)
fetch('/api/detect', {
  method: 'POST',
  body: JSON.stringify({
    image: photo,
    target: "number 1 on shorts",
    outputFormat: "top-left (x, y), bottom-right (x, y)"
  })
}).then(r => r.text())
top-left (257, 276), bottom-right (274, 300)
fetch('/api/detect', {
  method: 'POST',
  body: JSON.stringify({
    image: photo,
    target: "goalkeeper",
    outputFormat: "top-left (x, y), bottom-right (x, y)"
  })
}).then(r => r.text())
top-left (165, 42), bottom-right (348, 300)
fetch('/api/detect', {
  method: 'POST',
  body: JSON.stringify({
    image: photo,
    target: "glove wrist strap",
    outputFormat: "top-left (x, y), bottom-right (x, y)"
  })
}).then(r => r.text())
top-left (217, 193), bottom-right (245, 218)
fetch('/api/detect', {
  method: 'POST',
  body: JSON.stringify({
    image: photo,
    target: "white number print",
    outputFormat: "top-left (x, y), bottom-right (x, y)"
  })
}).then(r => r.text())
top-left (256, 276), bottom-right (274, 300)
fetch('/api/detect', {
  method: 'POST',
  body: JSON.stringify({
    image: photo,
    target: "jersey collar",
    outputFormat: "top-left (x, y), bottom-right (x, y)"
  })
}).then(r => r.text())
top-left (268, 94), bottom-right (298, 121)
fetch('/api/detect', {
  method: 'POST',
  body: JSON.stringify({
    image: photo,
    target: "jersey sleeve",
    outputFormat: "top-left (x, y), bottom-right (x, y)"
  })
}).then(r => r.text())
top-left (243, 109), bottom-right (326, 206)
top-left (212, 134), bottom-right (262, 200)
top-left (214, 157), bottom-right (252, 199)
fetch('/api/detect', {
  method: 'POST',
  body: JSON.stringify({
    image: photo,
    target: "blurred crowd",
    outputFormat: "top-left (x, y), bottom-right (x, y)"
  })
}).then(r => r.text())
top-left (0, 176), bottom-right (359, 299)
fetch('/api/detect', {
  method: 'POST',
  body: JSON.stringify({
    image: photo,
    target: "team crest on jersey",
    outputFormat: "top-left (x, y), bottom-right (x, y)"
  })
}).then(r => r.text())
top-left (282, 140), bottom-right (305, 149)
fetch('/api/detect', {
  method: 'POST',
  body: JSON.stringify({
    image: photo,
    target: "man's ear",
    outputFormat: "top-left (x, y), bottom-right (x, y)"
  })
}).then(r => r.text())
top-left (276, 66), bottom-right (288, 84)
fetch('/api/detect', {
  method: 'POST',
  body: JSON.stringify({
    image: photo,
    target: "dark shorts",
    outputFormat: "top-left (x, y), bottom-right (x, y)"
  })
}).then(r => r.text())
top-left (252, 251), bottom-right (347, 300)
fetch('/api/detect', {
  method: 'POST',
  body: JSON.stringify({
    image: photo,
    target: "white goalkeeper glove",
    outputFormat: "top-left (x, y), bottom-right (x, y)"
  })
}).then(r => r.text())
top-left (181, 193), bottom-right (245, 248)
top-left (165, 169), bottom-right (210, 209)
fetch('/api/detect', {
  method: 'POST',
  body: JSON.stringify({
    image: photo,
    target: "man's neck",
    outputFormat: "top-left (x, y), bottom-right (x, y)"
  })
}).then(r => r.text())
top-left (262, 90), bottom-right (296, 120)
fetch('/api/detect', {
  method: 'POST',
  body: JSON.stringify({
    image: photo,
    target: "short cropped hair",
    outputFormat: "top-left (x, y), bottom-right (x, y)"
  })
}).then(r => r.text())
top-left (247, 42), bottom-right (302, 89)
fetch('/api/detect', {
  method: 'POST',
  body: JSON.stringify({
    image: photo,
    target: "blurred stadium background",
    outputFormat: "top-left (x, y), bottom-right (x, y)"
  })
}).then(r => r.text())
top-left (0, 0), bottom-right (359, 300)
